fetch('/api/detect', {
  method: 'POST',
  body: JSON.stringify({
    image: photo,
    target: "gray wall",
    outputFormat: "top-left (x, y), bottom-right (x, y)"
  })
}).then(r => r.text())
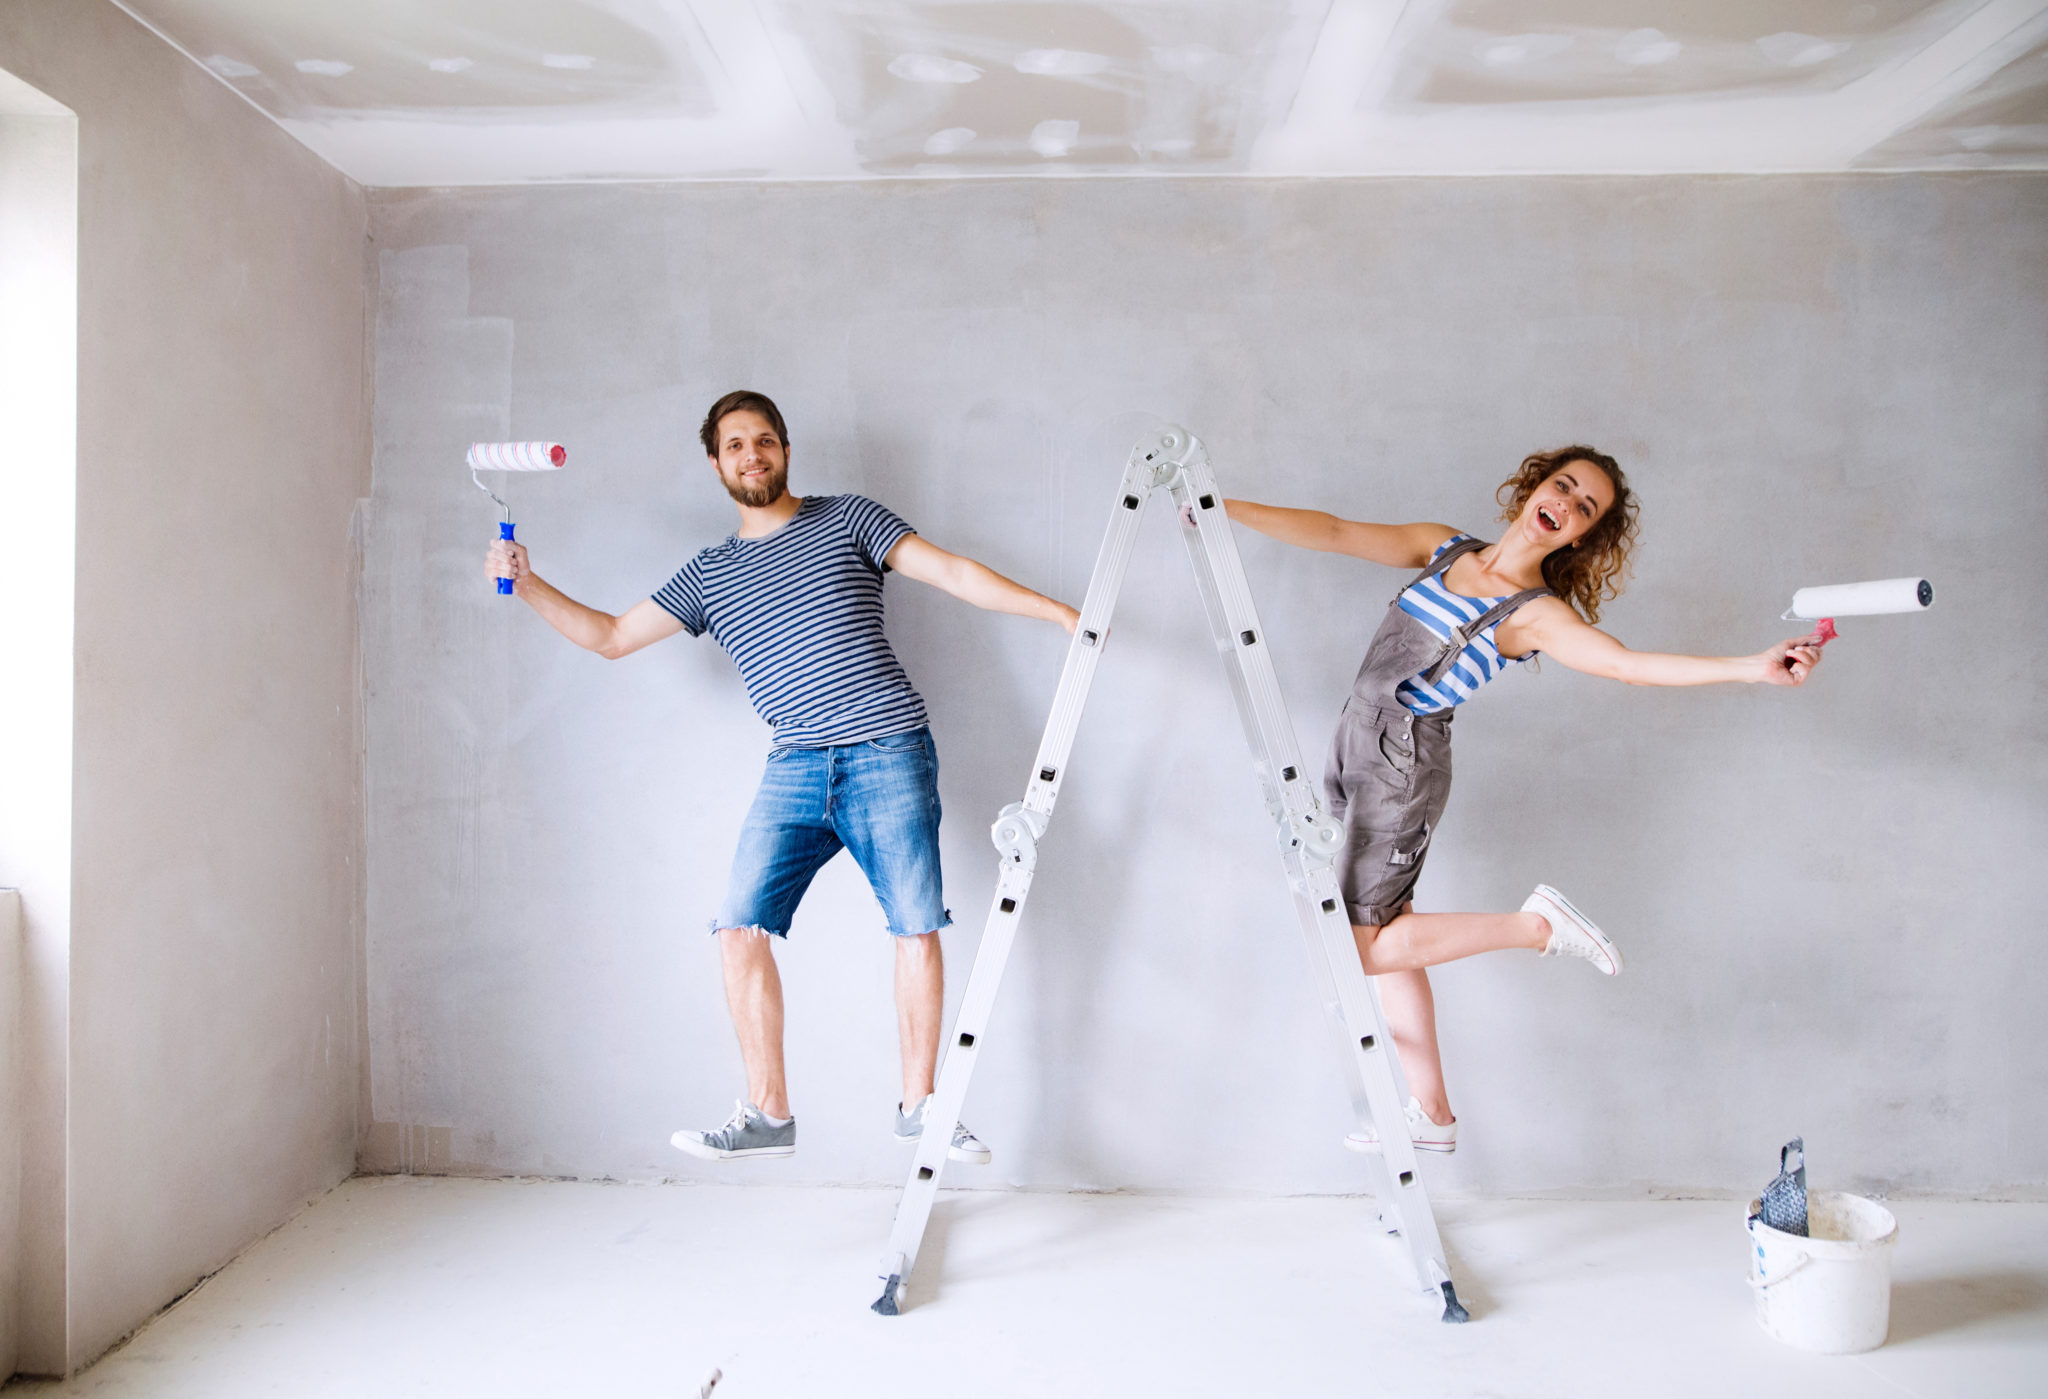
top-left (363, 175), bottom-right (2047, 1199)
top-left (0, 0), bottom-right (369, 1373)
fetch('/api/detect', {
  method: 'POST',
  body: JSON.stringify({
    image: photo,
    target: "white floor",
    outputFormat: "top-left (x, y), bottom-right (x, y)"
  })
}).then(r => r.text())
top-left (17, 1179), bottom-right (2047, 1398)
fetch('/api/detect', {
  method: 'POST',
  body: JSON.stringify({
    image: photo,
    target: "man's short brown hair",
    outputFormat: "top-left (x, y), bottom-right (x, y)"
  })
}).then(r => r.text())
top-left (699, 391), bottom-right (789, 457)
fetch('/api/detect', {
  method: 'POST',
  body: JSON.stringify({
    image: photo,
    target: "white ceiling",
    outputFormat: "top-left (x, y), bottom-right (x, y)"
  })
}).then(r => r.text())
top-left (113, 0), bottom-right (2048, 185)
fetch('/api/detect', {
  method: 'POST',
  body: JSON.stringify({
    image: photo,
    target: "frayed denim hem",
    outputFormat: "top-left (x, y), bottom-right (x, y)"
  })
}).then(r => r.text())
top-left (884, 909), bottom-right (953, 938)
top-left (709, 921), bottom-right (787, 939)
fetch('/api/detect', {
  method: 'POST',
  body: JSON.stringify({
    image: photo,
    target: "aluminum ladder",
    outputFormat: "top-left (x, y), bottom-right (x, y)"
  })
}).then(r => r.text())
top-left (872, 424), bottom-right (1469, 1324)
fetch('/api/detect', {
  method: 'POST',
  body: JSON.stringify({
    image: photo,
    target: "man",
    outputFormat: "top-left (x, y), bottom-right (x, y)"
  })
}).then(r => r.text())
top-left (486, 390), bottom-right (1077, 1165)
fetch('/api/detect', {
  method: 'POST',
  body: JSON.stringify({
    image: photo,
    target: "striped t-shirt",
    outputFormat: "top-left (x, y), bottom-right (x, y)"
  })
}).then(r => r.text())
top-left (653, 495), bottom-right (927, 748)
top-left (1394, 535), bottom-right (1537, 715)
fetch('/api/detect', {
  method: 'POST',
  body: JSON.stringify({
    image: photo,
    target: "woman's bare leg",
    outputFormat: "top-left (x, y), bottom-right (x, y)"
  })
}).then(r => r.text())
top-left (1354, 902), bottom-right (1548, 1130)
top-left (1376, 966), bottom-right (1452, 1126)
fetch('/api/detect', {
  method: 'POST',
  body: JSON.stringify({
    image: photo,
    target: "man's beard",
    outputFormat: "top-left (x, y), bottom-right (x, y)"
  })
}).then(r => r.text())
top-left (722, 464), bottom-right (787, 508)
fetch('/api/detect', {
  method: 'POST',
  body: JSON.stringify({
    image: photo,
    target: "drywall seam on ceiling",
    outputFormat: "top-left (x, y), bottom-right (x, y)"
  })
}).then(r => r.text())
top-left (1833, 0), bottom-right (2048, 154)
top-left (1277, 0), bottom-right (1409, 129)
top-left (102, 0), bottom-right (2048, 184)
top-left (1252, 4), bottom-right (2048, 176)
top-left (105, 0), bottom-right (353, 181)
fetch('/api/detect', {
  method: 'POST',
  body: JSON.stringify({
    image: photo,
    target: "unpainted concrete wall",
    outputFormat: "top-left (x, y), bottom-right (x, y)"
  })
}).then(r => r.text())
top-left (362, 175), bottom-right (2047, 1198)
top-left (0, 0), bottom-right (369, 1373)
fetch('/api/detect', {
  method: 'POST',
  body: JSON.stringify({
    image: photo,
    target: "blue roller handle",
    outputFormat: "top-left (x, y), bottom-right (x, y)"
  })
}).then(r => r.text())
top-left (497, 520), bottom-right (516, 594)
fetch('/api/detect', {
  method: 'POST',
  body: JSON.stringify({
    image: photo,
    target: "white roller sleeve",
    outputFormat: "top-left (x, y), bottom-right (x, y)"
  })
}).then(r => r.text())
top-left (1786, 577), bottom-right (1933, 618)
top-left (467, 441), bottom-right (566, 471)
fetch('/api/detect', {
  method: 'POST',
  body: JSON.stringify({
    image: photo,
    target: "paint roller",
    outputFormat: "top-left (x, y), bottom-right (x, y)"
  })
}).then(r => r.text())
top-left (469, 441), bottom-right (566, 593)
top-left (1779, 576), bottom-right (1933, 649)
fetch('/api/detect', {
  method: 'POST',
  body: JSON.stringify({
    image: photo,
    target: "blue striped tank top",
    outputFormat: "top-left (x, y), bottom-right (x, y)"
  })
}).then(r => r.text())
top-left (1394, 535), bottom-right (1536, 714)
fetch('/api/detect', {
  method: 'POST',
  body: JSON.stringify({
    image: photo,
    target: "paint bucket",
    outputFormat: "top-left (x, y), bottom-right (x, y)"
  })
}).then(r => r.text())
top-left (1745, 1191), bottom-right (1898, 1353)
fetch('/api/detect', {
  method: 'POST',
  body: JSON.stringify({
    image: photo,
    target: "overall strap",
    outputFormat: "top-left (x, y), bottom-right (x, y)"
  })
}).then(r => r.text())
top-left (1395, 535), bottom-right (1487, 603)
top-left (1420, 586), bottom-right (1555, 686)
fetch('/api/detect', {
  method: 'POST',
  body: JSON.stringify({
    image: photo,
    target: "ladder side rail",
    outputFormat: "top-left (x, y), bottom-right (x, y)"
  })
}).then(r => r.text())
top-left (1169, 466), bottom-right (1365, 1046)
top-left (873, 449), bottom-right (1165, 1315)
top-left (1017, 448), bottom-right (1166, 820)
top-left (1165, 465), bottom-right (1389, 1117)
top-left (873, 866), bottom-right (1035, 1312)
top-left (1280, 879), bottom-right (1412, 1222)
top-left (1169, 480), bottom-right (1374, 1118)
top-left (1162, 476), bottom-right (1287, 825)
top-left (1173, 460), bottom-right (1322, 824)
top-left (1170, 448), bottom-right (1460, 1311)
top-left (1298, 868), bottom-right (1456, 1290)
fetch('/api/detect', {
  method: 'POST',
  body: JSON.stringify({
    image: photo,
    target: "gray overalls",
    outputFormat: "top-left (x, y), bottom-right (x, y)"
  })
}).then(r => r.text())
top-left (1324, 536), bottom-right (1552, 926)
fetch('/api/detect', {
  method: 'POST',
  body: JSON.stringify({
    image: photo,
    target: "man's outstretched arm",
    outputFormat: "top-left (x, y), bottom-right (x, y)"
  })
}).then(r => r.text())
top-left (885, 534), bottom-right (1079, 634)
top-left (488, 538), bottom-right (684, 659)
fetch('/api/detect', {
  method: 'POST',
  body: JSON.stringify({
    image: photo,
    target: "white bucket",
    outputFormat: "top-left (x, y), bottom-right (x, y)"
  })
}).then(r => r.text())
top-left (1745, 1191), bottom-right (1898, 1354)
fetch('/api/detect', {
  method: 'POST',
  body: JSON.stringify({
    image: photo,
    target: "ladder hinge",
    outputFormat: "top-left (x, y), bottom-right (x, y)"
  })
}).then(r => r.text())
top-left (1281, 810), bottom-right (1343, 868)
top-left (990, 802), bottom-right (1049, 870)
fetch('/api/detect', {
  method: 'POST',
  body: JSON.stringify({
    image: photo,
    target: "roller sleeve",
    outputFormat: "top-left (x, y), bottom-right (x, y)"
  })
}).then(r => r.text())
top-left (1786, 578), bottom-right (1932, 619)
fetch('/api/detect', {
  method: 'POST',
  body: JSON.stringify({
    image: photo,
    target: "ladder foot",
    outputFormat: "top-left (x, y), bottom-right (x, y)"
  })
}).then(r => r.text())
top-left (872, 1274), bottom-right (904, 1316)
top-left (1439, 1281), bottom-right (1471, 1324)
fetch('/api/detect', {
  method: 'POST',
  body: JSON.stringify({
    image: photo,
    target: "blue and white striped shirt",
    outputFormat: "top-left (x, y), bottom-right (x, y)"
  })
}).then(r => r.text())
top-left (1394, 535), bottom-right (1536, 715)
top-left (653, 495), bottom-right (927, 748)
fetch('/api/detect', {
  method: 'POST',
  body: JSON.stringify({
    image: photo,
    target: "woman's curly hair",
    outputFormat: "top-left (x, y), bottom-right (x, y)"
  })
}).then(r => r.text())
top-left (1496, 446), bottom-right (1639, 624)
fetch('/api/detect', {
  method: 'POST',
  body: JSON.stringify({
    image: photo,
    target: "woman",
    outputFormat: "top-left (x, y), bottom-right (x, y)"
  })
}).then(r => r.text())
top-left (1226, 447), bottom-right (1822, 1154)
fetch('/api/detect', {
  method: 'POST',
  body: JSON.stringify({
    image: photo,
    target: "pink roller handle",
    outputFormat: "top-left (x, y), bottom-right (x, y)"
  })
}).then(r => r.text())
top-left (1773, 617), bottom-right (1834, 677)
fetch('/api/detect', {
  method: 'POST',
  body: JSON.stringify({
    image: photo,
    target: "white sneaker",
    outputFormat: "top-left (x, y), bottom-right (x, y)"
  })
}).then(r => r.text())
top-left (893, 1094), bottom-right (992, 1165)
top-left (1345, 1097), bottom-right (1457, 1155)
top-left (1525, 883), bottom-right (1622, 975)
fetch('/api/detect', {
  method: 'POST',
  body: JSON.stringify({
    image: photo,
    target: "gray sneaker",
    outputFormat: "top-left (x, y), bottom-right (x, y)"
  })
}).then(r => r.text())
top-left (894, 1094), bottom-right (992, 1165)
top-left (671, 1100), bottom-right (795, 1161)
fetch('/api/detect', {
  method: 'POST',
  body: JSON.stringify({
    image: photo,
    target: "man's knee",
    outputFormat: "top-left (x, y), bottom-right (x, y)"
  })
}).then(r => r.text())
top-left (893, 930), bottom-right (943, 984)
top-left (718, 925), bottom-right (778, 957)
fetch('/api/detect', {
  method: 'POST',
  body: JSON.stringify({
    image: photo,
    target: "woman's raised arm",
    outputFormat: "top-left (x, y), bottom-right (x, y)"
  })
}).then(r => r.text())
top-left (1223, 500), bottom-right (1455, 569)
top-left (1505, 596), bottom-right (1824, 688)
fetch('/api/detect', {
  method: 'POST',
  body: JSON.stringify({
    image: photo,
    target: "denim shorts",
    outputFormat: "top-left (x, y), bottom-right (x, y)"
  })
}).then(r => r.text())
top-left (714, 727), bottom-right (952, 939)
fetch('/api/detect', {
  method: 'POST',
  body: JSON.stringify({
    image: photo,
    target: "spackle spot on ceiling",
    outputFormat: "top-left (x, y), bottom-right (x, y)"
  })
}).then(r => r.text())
top-left (541, 54), bottom-right (596, 70)
top-left (888, 54), bottom-right (982, 84)
top-left (427, 57), bottom-right (473, 75)
top-left (204, 55), bottom-right (259, 80)
top-left (1150, 44), bottom-right (1223, 78)
top-left (1030, 119), bottom-right (1080, 158)
top-left (1756, 33), bottom-right (1848, 69)
top-left (1615, 30), bottom-right (1681, 67)
top-left (923, 127), bottom-right (976, 155)
top-left (1477, 34), bottom-right (1572, 68)
top-left (294, 59), bottom-right (353, 78)
top-left (1952, 126), bottom-right (2002, 150)
top-left (1014, 49), bottom-right (1112, 78)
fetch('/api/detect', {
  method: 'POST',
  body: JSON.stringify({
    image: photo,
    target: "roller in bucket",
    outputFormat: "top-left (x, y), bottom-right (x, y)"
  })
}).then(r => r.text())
top-left (1746, 1140), bottom-right (1899, 1354)
top-left (1779, 575), bottom-right (1933, 651)
top-left (469, 441), bottom-right (566, 594)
